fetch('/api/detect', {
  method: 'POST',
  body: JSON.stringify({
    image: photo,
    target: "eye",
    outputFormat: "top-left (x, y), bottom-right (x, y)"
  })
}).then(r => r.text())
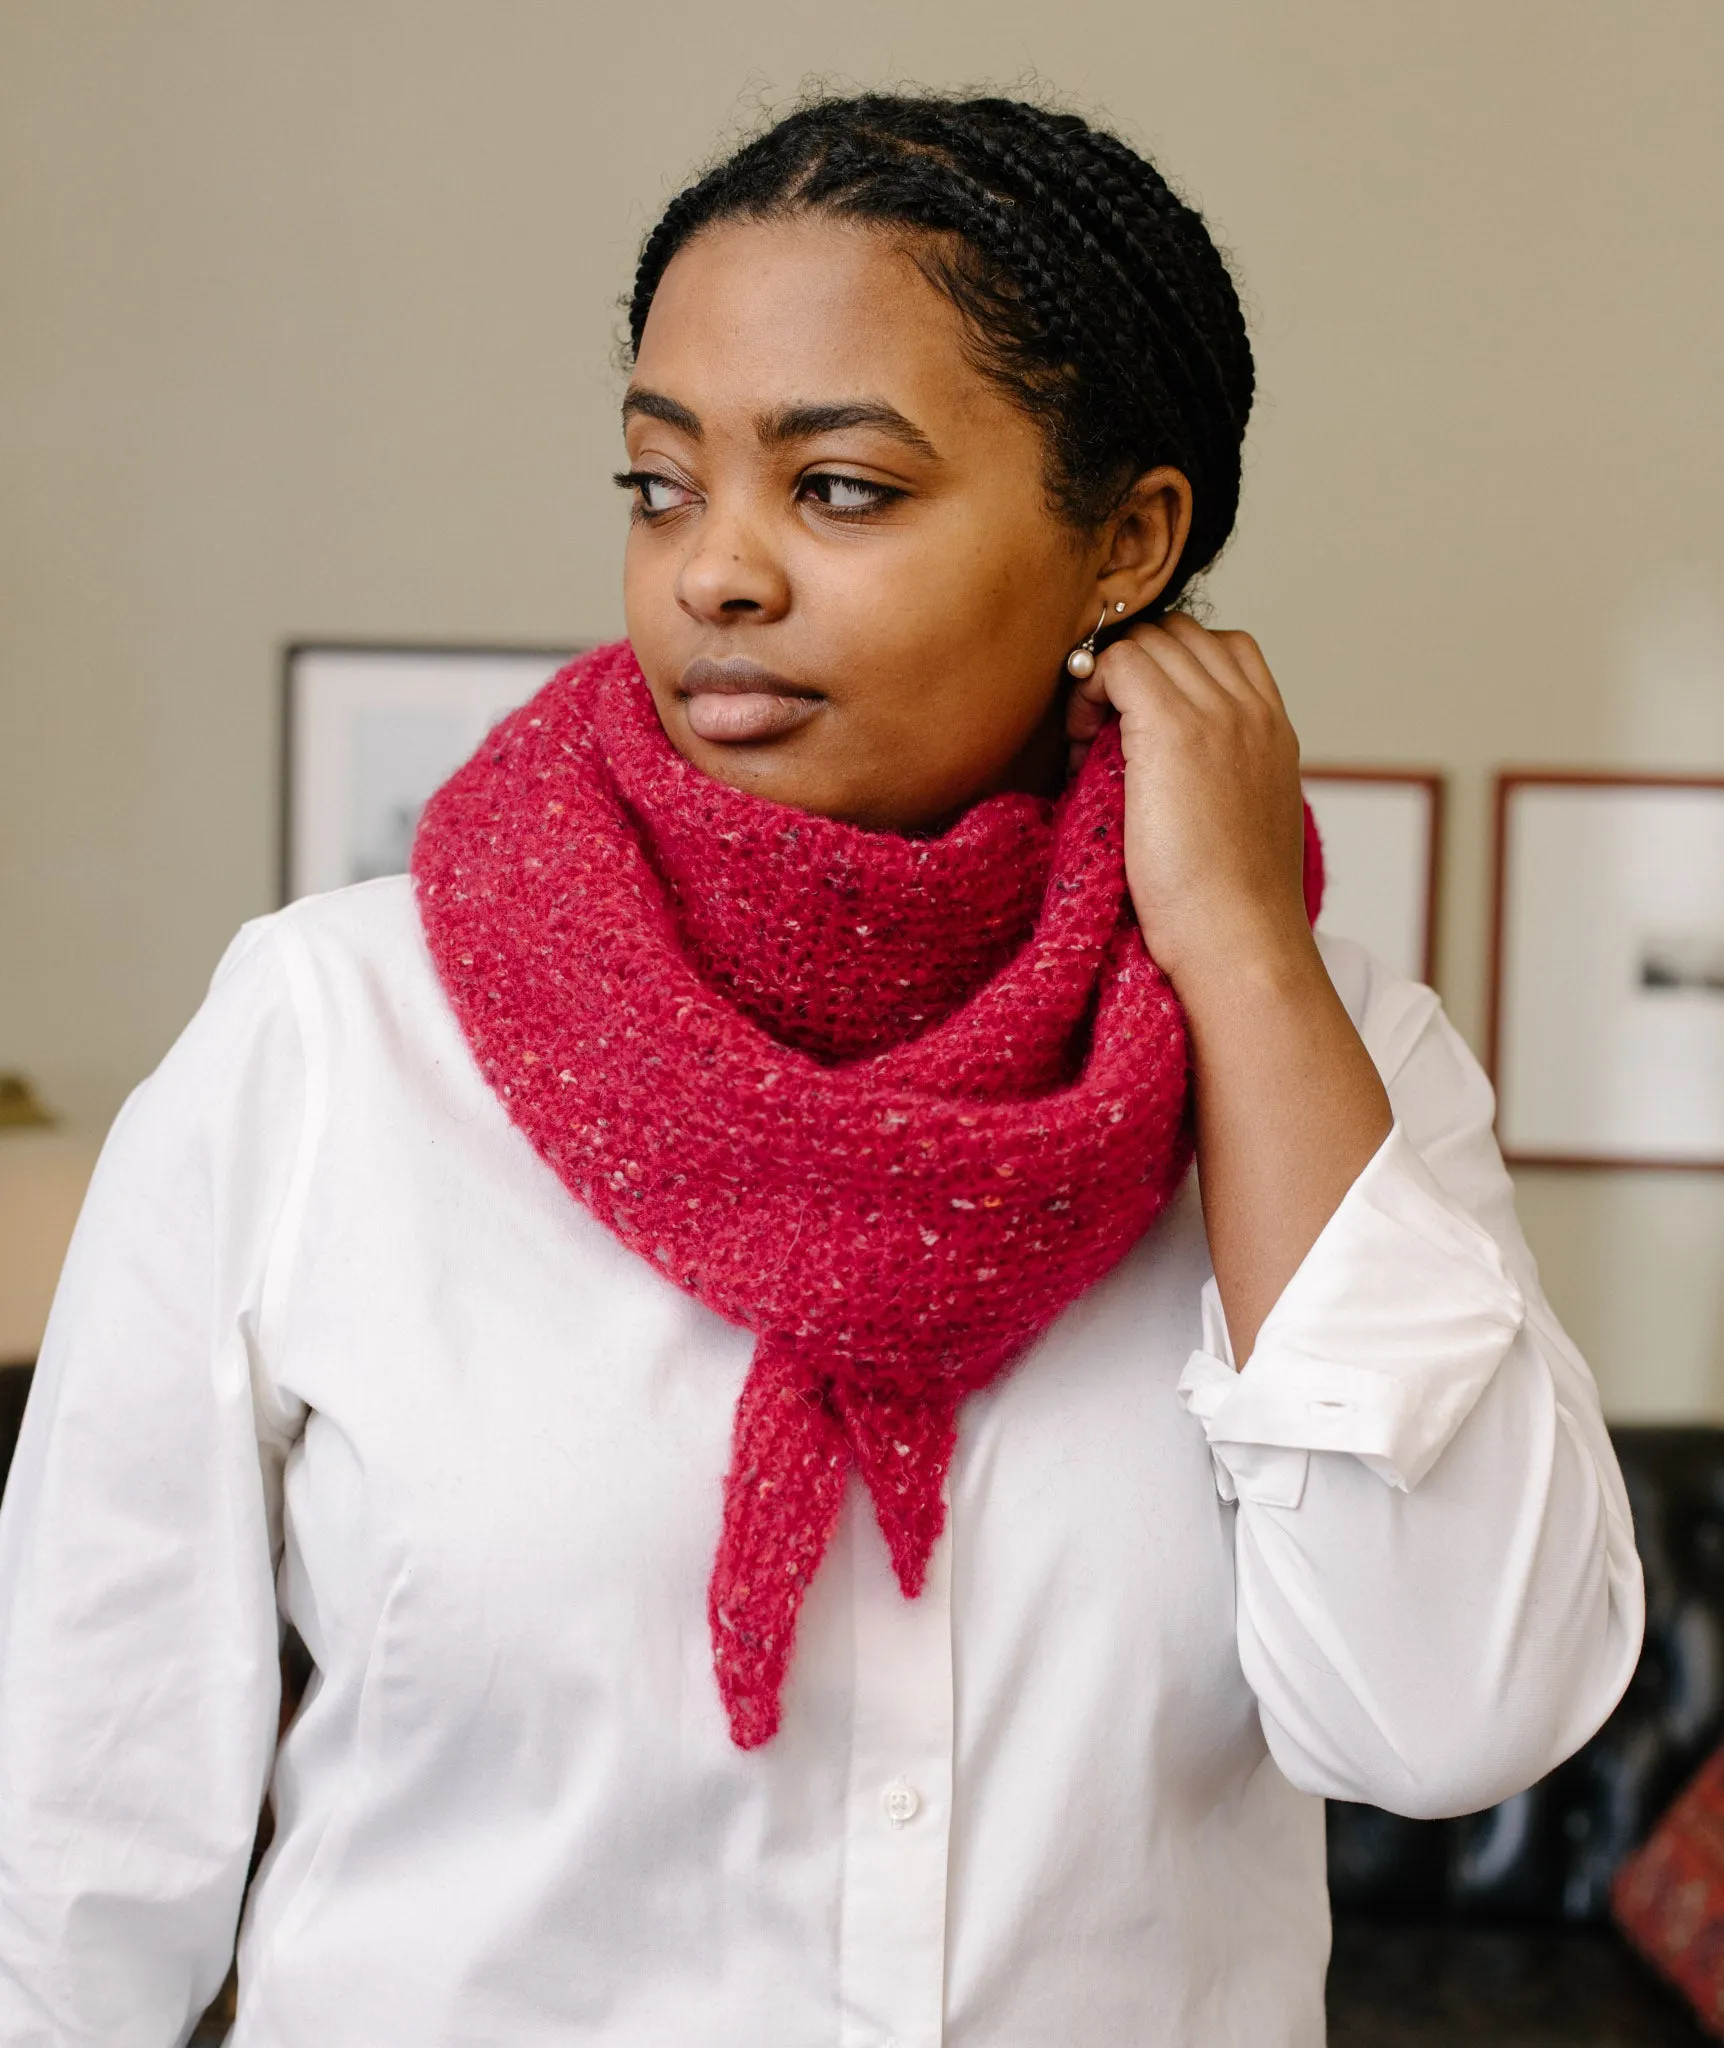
top-left (613, 469), bottom-right (697, 519)
top-left (799, 472), bottom-right (904, 516)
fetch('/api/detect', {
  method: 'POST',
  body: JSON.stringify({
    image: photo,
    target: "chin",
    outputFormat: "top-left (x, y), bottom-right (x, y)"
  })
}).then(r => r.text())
top-left (671, 725), bottom-right (839, 812)
top-left (653, 699), bottom-right (978, 834)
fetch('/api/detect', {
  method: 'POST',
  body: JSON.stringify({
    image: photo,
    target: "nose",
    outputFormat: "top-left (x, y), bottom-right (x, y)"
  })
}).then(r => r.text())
top-left (674, 497), bottom-right (790, 627)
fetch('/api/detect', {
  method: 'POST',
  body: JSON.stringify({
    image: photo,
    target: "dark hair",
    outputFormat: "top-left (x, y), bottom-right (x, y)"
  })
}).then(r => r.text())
top-left (627, 91), bottom-right (1254, 612)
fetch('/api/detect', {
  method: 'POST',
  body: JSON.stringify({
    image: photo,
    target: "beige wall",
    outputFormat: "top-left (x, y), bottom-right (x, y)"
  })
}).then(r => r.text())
top-left (4, 0), bottom-right (1722, 1414)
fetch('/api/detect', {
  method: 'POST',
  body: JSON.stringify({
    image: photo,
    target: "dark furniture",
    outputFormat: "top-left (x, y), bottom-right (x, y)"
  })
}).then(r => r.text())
top-left (0, 1364), bottom-right (1714, 2041)
top-left (0, 1364), bottom-right (31, 1499)
top-left (1326, 1919), bottom-right (1707, 2046)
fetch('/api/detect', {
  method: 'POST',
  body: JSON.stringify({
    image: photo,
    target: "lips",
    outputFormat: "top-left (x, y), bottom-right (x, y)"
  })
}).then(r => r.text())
top-left (677, 658), bottom-right (825, 745)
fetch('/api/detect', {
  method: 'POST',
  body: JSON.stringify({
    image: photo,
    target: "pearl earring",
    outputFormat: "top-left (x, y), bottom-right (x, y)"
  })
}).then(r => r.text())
top-left (1066, 601), bottom-right (1128, 680)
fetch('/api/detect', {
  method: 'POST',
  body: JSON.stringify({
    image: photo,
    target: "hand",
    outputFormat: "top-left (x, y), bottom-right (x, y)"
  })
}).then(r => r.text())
top-left (1065, 613), bottom-right (1312, 994)
top-left (1069, 613), bottom-right (1392, 1361)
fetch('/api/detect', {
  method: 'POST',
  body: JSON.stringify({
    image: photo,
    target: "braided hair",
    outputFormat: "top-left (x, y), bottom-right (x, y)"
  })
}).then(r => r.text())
top-left (627, 92), bottom-right (1255, 612)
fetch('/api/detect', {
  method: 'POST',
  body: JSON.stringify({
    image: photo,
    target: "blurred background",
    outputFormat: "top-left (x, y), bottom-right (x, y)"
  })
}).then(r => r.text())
top-left (3, 0), bottom-right (1722, 1409)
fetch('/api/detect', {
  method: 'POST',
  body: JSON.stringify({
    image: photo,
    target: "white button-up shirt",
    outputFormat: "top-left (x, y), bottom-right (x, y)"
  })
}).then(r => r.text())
top-left (0, 878), bottom-right (1644, 2047)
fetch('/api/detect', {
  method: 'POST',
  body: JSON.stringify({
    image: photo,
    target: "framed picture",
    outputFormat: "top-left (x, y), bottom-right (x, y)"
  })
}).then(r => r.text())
top-left (1488, 772), bottom-right (1724, 1169)
top-left (1300, 768), bottom-right (1445, 986)
top-left (281, 642), bottom-right (576, 902)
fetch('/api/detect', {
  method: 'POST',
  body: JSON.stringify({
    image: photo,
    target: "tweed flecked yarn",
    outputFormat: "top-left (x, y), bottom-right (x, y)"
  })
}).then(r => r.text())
top-left (412, 642), bottom-right (1323, 1748)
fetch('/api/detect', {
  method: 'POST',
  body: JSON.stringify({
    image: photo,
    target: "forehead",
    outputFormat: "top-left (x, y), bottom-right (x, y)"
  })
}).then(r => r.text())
top-left (632, 214), bottom-right (1019, 439)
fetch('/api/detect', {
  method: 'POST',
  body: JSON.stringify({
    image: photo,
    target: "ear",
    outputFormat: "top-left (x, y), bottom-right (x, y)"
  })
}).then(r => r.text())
top-left (1095, 466), bottom-right (1194, 615)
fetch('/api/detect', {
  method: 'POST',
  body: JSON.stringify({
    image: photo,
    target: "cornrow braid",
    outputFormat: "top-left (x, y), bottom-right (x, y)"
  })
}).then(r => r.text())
top-left (937, 117), bottom-right (1227, 473)
top-left (969, 102), bottom-right (1252, 416)
top-left (626, 91), bottom-right (1256, 611)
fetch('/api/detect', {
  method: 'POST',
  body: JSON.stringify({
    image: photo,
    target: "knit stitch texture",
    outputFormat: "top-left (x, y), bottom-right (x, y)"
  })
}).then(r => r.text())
top-left (412, 642), bottom-right (1324, 1747)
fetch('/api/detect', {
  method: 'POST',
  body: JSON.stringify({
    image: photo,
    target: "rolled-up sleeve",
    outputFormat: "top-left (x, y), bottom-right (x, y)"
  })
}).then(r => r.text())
top-left (1177, 946), bottom-right (1644, 1820)
top-left (0, 920), bottom-right (310, 2046)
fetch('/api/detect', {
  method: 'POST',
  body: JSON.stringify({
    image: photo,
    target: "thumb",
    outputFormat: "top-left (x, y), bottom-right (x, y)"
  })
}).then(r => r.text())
top-left (1064, 668), bottom-right (1115, 742)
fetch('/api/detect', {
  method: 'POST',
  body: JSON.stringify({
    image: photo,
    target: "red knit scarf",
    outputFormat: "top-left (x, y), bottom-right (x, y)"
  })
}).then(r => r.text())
top-left (413, 641), bottom-right (1322, 1747)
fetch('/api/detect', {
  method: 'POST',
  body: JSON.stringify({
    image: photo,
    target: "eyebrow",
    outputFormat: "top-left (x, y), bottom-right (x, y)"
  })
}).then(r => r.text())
top-left (621, 388), bottom-right (939, 461)
top-left (757, 401), bottom-right (939, 460)
top-left (621, 388), bottom-right (703, 437)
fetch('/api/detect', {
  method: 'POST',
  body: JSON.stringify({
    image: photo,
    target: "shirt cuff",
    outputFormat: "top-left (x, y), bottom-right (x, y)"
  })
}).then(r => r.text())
top-left (1176, 1123), bottom-right (1527, 1508)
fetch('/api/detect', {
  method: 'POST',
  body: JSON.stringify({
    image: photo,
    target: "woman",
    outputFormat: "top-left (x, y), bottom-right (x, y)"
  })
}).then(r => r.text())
top-left (0, 92), bottom-right (1641, 2047)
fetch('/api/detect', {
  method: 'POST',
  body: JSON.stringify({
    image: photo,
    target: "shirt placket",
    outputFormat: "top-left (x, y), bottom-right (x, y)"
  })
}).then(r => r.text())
top-left (836, 1483), bottom-right (956, 2048)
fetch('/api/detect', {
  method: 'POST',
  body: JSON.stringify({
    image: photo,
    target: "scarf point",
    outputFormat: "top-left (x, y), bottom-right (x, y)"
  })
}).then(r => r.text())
top-left (725, 1688), bottom-right (782, 1751)
top-left (891, 1549), bottom-right (929, 1600)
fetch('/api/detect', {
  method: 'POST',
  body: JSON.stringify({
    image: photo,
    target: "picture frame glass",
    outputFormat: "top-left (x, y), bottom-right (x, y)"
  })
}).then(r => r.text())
top-left (1301, 774), bottom-right (1441, 985)
top-left (1496, 781), bottom-right (1724, 1167)
top-left (285, 646), bottom-right (572, 901)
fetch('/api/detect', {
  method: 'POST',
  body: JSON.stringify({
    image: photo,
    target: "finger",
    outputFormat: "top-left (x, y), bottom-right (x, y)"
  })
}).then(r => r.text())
top-left (1157, 614), bottom-right (1285, 714)
top-left (1064, 670), bottom-right (1115, 740)
top-left (1153, 613), bottom-right (1267, 709)
top-left (1211, 627), bottom-right (1286, 712)
top-left (1106, 627), bottom-right (1242, 718)
top-left (1064, 636), bottom-right (1154, 728)
top-left (1065, 697), bottom-right (1112, 745)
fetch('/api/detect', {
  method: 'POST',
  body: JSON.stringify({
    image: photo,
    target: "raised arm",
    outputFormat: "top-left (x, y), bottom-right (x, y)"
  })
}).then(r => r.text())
top-left (1067, 612), bottom-right (1642, 1811)
top-left (1066, 610), bottom-right (1392, 1361)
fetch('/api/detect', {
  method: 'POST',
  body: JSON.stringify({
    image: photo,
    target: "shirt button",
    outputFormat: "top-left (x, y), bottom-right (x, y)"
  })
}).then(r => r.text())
top-left (882, 1778), bottom-right (921, 1827)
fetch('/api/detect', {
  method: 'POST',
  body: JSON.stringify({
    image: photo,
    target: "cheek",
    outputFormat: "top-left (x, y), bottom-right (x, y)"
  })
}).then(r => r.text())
top-left (847, 538), bottom-right (1073, 739)
top-left (621, 532), bottom-right (703, 702)
top-left (620, 531), bottom-right (668, 635)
